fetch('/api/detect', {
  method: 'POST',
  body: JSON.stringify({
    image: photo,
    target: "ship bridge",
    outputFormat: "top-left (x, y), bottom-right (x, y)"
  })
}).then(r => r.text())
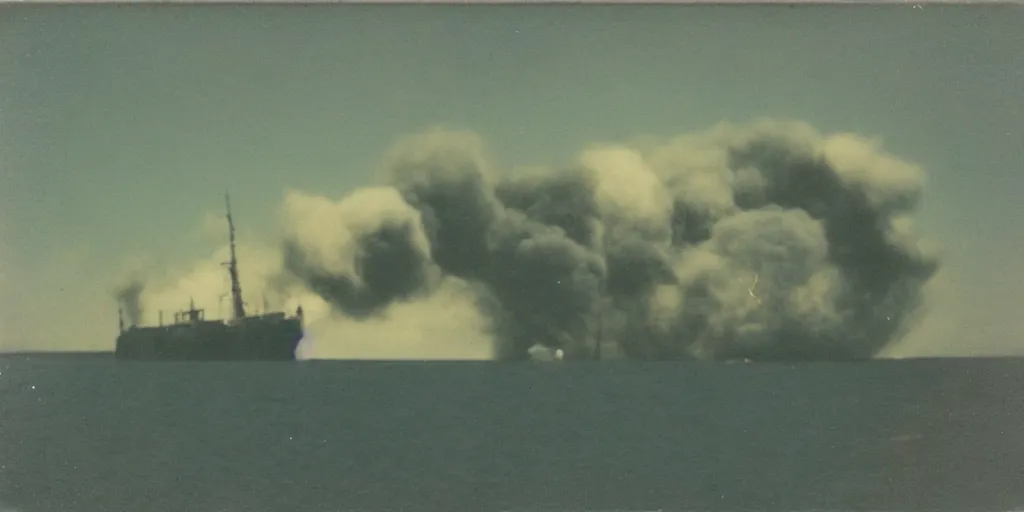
top-left (173, 298), bottom-right (209, 325)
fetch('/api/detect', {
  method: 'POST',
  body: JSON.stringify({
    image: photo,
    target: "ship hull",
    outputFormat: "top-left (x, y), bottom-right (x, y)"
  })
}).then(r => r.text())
top-left (115, 318), bottom-right (303, 361)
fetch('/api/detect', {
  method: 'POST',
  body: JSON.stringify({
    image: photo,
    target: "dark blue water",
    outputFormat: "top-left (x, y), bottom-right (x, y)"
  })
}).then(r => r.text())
top-left (2, 355), bottom-right (1023, 512)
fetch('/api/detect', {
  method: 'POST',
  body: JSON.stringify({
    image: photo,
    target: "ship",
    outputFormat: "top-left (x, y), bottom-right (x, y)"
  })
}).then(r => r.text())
top-left (115, 194), bottom-right (304, 361)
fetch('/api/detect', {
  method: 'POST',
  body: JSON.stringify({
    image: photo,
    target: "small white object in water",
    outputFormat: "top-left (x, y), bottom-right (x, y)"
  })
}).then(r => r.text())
top-left (527, 343), bottom-right (565, 362)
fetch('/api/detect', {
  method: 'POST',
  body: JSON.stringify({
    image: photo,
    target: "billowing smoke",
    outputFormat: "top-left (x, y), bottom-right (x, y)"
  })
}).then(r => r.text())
top-left (281, 120), bottom-right (940, 361)
top-left (114, 278), bottom-right (145, 327)
top-left (278, 187), bottom-right (436, 317)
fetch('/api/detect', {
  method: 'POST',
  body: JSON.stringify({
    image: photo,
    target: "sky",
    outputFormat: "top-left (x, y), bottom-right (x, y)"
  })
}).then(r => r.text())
top-left (1, 4), bottom-right (1021, 357)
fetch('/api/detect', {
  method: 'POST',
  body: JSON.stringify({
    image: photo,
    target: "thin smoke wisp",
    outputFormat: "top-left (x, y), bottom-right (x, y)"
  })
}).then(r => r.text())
top-left (113, 277), bottom-right (145, 327)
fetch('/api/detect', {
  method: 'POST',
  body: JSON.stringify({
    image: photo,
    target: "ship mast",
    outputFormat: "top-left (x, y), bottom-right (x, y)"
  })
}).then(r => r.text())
top-left (225, 193), bottom-right (246, 321)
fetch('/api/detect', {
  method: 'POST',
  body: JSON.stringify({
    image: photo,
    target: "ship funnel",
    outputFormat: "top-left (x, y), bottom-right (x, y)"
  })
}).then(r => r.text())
top-left (118, 307), bottom-right (125, 334)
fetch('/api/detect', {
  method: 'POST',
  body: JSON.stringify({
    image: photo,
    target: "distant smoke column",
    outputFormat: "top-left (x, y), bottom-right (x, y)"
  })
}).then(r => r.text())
top-left (116, 279), bottom-right (145, 326)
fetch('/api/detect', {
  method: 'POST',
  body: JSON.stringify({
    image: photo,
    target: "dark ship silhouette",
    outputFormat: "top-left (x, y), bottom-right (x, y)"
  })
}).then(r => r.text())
top-left (115, 194), bottom-right (304, 361)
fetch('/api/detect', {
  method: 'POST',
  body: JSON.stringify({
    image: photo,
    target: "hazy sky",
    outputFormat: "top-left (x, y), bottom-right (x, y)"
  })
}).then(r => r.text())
top-left (1, 4), bottom-right (1021, 356)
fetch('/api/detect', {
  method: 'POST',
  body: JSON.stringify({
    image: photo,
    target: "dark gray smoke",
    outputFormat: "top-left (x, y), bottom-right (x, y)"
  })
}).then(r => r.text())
top-left (282, 121), bottom-right (940, 361)
top-left (114, 278), bottom-right (145, 327)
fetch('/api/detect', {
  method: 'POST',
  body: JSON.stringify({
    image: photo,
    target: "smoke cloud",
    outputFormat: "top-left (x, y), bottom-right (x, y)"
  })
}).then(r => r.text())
top-left (279, 120), bottom-right (941, 361)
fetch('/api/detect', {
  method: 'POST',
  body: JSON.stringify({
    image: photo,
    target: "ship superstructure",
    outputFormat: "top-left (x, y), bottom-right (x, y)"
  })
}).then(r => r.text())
top-left (115, 194), bottom-right (304, 361)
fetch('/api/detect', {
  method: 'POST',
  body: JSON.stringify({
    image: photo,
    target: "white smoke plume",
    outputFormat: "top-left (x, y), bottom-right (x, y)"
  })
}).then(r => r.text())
top-left (126, 243), bottom-right (297, 327)
top-left (296, 276), bottom-right (494, 360)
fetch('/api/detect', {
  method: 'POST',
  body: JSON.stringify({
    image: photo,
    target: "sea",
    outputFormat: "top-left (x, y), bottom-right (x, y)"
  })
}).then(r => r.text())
top-left (1, 354), bottom-right (1023, 512)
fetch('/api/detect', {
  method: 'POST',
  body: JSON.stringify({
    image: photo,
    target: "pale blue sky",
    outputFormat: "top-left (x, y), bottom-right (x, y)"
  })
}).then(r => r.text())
top-left (1, 5), bottom-right (1021, 354)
